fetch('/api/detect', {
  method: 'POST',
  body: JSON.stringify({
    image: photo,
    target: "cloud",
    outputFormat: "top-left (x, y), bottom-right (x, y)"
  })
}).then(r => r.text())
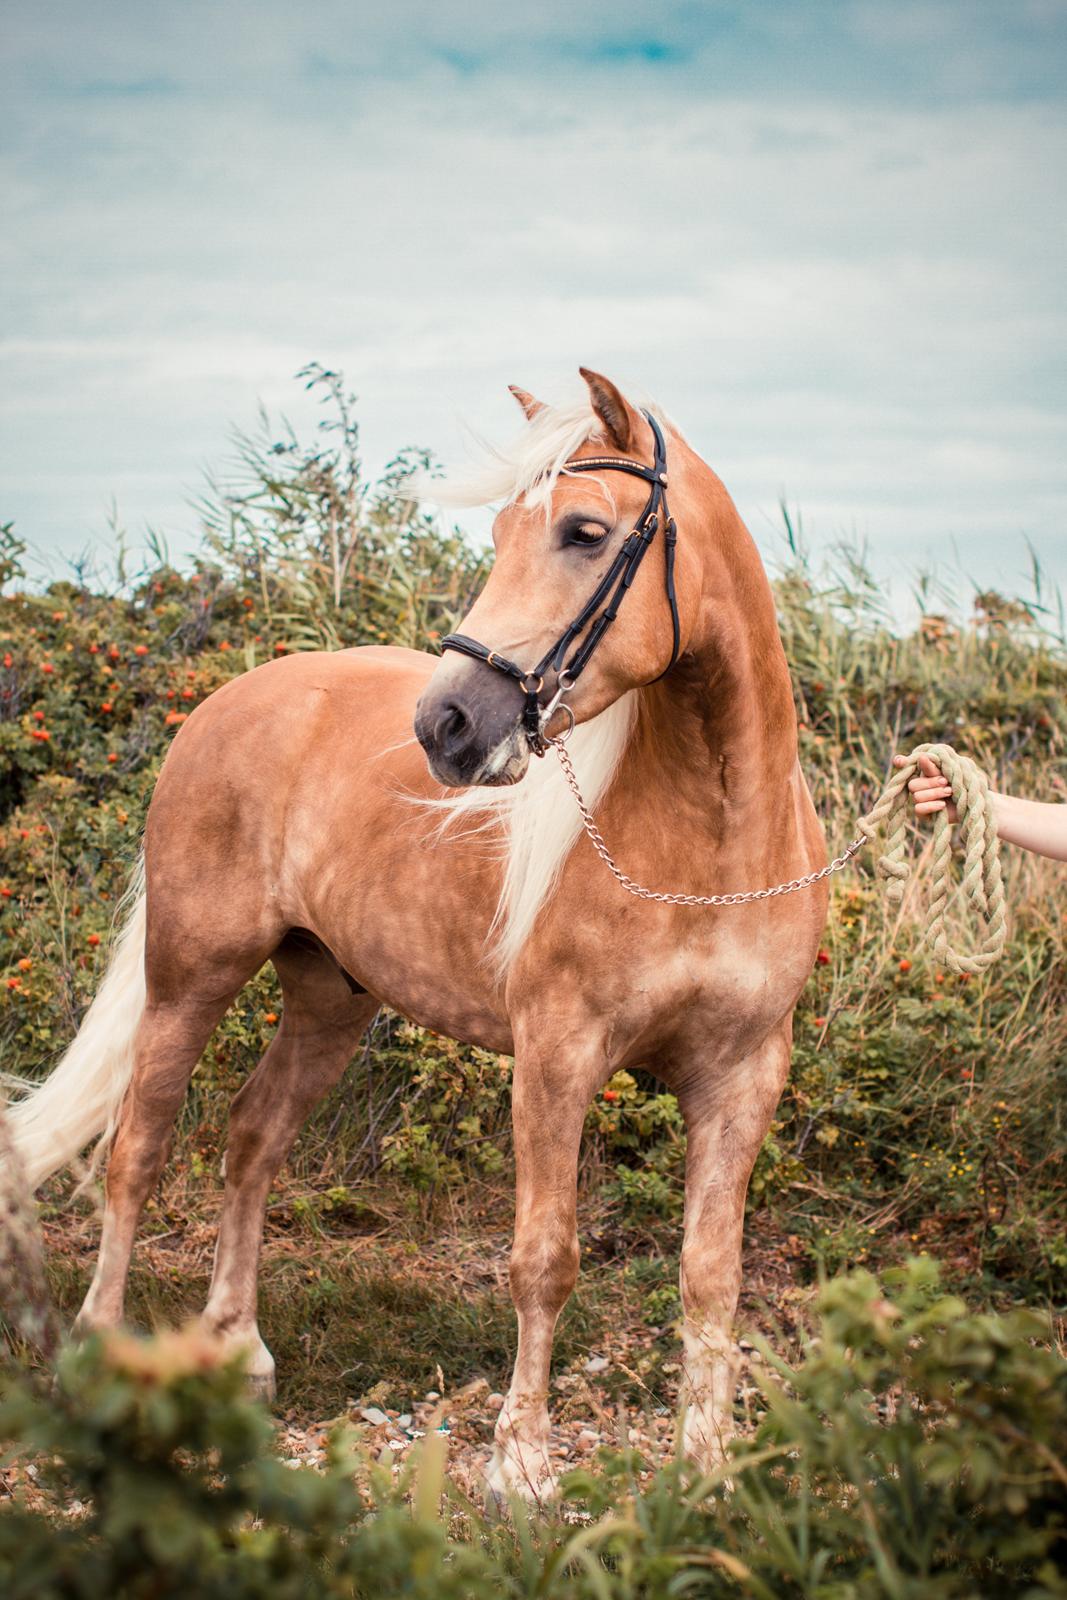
top-left (1, 1), bottom-right (1065, 608)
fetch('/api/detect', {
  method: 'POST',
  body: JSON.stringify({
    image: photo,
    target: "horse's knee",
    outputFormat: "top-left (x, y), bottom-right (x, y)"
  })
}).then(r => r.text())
top-left (509, 1226), bottom-right (580, 1316)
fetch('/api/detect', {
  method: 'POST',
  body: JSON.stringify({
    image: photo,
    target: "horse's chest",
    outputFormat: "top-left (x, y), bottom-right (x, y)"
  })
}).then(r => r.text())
top-left (527, 906), bottom-right (814, 1066)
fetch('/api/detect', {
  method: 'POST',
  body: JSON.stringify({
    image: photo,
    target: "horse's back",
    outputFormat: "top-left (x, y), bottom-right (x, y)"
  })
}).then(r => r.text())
top-left (159, 644), bottom-right (435, 772)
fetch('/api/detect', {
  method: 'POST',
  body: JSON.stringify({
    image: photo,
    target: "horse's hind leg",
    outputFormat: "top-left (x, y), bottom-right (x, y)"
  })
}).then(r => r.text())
top-left (200, 934), bottom-right (378, 1395)
top-left (76, 963), bottom-right (261, 1336)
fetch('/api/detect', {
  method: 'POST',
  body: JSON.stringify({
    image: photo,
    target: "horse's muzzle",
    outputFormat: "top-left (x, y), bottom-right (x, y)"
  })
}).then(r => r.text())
top-left (414, 664), bottom-right (530, 788)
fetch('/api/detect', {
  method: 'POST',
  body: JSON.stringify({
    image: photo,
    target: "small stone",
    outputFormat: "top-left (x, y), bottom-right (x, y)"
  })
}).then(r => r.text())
top-left (425, 1389), bottom-right (441, 1401)
top-left (577, 1429), bottom-right (599, 1451)
top-left (397, 1414), bottom-right (413, 1430)
top-left (487, 1392), bottom-right (505, 1409)
top-left (584, 1355), bottom-right (609, 1374)
top-left (360, 1406), bottom-right (389, 1427)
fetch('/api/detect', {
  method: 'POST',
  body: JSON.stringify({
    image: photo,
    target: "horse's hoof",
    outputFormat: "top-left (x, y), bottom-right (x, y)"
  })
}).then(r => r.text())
top-left (484, 1446), bottom-right (558, 1508)
top-left (245, 1367), bottom-right (277, 1404)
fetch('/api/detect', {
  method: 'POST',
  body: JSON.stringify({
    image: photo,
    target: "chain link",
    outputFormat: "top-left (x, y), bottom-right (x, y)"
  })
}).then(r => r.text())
top-left (548, 736), bottom-right (866, 906)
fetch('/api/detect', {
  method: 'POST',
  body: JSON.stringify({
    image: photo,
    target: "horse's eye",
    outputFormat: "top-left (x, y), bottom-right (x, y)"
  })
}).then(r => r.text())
top-left (565, 521), bottom-right (609, 548)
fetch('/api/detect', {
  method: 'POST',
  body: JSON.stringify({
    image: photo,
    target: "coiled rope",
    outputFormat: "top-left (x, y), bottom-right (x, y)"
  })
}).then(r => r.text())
top-left (550, 738), bottom-right (1007, 976)
top-left (856, 742), bottom-right (1007, 975)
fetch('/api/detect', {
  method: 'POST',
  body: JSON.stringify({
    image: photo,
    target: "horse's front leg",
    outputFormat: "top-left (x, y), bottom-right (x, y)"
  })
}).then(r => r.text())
top-left (676, 1024), bottom-right (792, 1470)
top-left (486, 1035), bottom-right (602, 1502)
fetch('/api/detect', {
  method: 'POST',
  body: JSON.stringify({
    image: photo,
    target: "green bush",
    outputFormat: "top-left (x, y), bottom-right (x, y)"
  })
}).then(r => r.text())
top-left (2, 1263), bottom-right (1065, 1597)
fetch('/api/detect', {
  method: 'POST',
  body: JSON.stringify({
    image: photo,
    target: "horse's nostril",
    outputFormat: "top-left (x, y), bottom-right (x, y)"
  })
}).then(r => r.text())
top-left (438, 699), bottom-right (472, 757)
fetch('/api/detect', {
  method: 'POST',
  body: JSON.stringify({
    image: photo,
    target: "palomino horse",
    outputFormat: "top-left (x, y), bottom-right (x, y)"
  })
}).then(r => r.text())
top-left (10, 370), bottom-right (826, 1496)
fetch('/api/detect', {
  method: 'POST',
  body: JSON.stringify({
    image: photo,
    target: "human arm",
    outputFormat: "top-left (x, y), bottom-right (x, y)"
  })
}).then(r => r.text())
top-left (893, 752), bottom-right (1067, 862)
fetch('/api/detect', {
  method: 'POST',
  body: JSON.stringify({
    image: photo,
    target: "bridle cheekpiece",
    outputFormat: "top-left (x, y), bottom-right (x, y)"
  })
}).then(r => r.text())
top-left (440, 412), bottom-right (680, 756)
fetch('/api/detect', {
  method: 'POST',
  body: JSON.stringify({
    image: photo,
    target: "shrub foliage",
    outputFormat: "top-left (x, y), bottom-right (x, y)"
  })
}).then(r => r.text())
top-left (1, 1263), bottom-right (1064, 1597)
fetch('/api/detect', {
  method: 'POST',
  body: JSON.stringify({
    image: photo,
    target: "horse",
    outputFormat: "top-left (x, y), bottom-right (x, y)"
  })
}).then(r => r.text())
top-left (9, 369), bottom-right (827, 1497)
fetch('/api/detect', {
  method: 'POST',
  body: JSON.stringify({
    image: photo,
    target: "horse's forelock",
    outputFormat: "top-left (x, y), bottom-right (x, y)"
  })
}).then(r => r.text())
top-left (417, 389), bottom-right (676, 514)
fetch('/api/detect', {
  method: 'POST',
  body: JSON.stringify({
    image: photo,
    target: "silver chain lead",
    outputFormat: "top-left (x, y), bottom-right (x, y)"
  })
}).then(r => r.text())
top-left (547, 736), bottom-right (867, 906)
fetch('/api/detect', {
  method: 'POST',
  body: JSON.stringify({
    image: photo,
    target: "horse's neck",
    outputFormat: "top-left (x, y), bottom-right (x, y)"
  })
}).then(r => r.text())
top-left (617, 529), bottom-right (797, 845)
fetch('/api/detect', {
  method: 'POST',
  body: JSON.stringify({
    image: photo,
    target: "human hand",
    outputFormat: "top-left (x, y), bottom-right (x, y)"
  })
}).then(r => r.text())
top-left (893, 751), bottom-right (958, 822)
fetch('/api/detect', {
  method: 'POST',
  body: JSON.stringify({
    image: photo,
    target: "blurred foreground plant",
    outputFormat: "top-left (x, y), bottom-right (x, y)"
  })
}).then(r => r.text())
top-left (1, 1261), bottom-right (1065, 1597)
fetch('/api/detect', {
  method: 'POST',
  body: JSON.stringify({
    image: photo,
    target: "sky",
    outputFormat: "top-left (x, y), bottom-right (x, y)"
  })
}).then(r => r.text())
top-left (2, 0), bottom-right (1066, 613)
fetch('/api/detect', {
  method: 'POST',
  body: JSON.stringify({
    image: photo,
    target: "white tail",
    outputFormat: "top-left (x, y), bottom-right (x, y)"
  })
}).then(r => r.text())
top-left (4, 859), bottom-right (147, 1191)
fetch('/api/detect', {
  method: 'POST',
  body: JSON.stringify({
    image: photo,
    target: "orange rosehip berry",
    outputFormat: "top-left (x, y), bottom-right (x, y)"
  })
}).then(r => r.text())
top-left (89, 643), bottom-right (99, 654)
top-left (264, 1012), bottom-right (278, 1024)
top-left (87, 933), bottom-right (101, 947)
top-left (32, 710), bottom-right (45, 721)
top-left (2, 654), bottom-right (11, 668)
top-left (101, 702), bottom-right (113, 713)
top-left (814, 1016), bottom-right (827, 1027)
top-left (602, 1088), bottom-right (618, 1102)
top-left (816, 948), bottom-right (830, 965)
top-left (17, 958), bottom-right (32, 971)
top-left (6, 977), bottom-right (21, 991)
top-left (0, 887), bottom-right (10, 898)
top-left (274, 642), bottom-right (287, 654)
top-left (107, 752), bottom-right (118, 764)
top-left (898, 959), bottom-right (912, 974)
top-left (41, 662), bottom-right (54, 674)
top-left (134, 644), bottom-right (149, 656)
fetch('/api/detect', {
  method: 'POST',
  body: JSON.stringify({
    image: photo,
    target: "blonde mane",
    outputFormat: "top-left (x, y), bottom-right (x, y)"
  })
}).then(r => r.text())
top-left (423, 693), bottom-right (637, 975)
top-left (418, 385), bottom-right (673, 971)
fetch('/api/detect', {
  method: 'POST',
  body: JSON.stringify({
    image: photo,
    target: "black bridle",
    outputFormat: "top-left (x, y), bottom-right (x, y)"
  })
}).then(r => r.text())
top-left (440, 412), bottom-right (680, 756)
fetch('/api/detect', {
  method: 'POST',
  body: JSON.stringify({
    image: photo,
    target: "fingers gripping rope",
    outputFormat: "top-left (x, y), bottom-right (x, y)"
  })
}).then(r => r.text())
top-left (550, 738), bottom-right (1007, 977)
top-left (855, 743), bottom-right (1006, 975)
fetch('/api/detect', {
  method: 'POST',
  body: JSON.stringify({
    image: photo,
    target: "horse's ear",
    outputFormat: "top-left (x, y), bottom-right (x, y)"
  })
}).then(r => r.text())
top-left (508, 385), bottom-right (545, 421)
top-left (579, 368), bottom-right (634, 452)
